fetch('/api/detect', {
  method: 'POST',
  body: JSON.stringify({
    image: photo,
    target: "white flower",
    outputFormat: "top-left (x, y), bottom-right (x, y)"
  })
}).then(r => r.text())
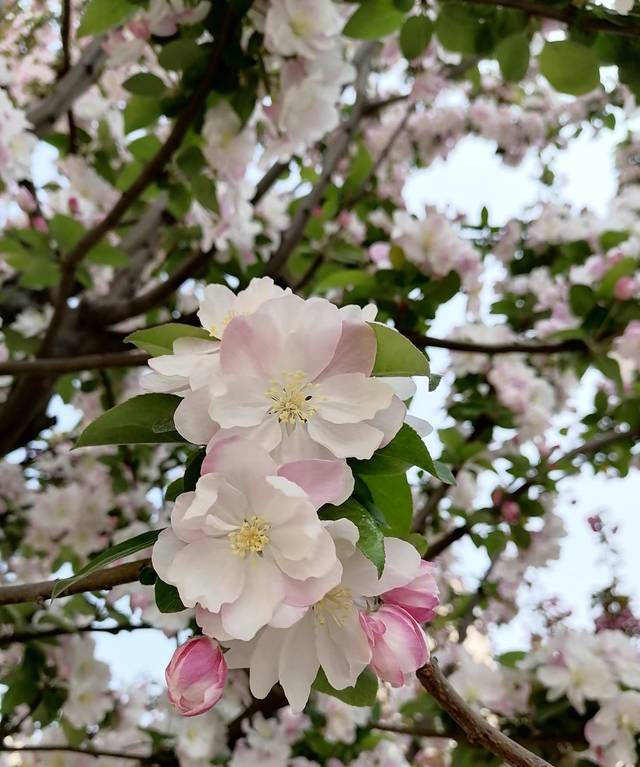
top-left (11, 305), bottom-right (53, 338)
top-left (174, 294), bottom-right (405, 461)
top-left (276, 77), bottom-right (341, 157)
top-left (153, 436), bottom-right (351, 641)
top-left (585, 691), bottom-right (640, 767)
top-left (202, 101), bottom-right (255, 181)
top-left (264, 0), bottom-right (343, 59)
top-left (615, 0), bottom-right (634, 15)
top-left (224, 520), bottom-right (422, 712)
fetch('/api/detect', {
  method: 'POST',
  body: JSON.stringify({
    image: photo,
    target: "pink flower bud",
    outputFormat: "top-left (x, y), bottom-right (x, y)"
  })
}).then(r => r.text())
top-left (165, 637), bottom-right (227, 717)
top-left (16, 187), bottom-right (37, 213)
top-left (128, 19), bottom-right (151, 40)
top-left (33, 216), bottom-right (48, 232)
top-left (614, 276), bottom-right (638, 301)
top-left (491, 489), bottom-right (504, 505)
top-left (381, 561), bottom-right (439, 623)
top-left (501, 501), bottom-right (520, 524)
top-left (359, 605), bottom-right (429, 687)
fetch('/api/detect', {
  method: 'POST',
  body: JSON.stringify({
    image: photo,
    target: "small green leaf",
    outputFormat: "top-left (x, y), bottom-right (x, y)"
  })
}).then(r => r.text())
top-left (429, 373), bottom-right (442, 392)
top-left (191, 176), bottom-right (220, 213)
top-left (352, 424), bottom-right (456, 485)
top-left (363, 474), bottom-right (413, 536)
top-left (369, 323), bottom-right (430, 377)
top-left (49, 215), bottom-right (85, 249)
top-left (399, 15), bottom-right (433, 60)
top-left (435, 4), bottom-right (479, 54)
top-left (496, 33), bottom-right (530, 82)
top-left (320, 498), bottom-right (385, 577)
top-left (165, 478), bottom-right (184, 502)
top-left (312, 667), bottom-right (379, 706)
top-left (569, 284), bottom-right (597, 317)
top-left (155, 579), bottom-right (186, 613)
top-left (77, 0), bottom-right (132, 37)
top-left (51, 529), bottom-right (162, 599)
top-left (75, 394), bottom-right (184, 447)
top-left (87, 242), bottom-right (131, 267)
top-left (315, 270), bottom-right (374, 292)
top-left (158, 39), bottom-right (206, 71)
top-left (539, 40), bottom-right (600, 96)
top-left (343, 0), bottom-right (405, 39)
top-left (128, 135), bottom-right (163, 163)
top-left (598, 257), bottom-right (636, 297)
top-left (125, 323), bottom-right (211, 357)
top-left (123, 73), bottom-right (167, 97)
top-left (124, 96), bottom-right (162, 134)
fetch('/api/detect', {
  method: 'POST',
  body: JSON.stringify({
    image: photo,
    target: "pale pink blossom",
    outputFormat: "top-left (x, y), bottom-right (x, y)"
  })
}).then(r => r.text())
top-left (381, 560), bottom-right (440, 623)
top-left (264, 0), bottom-right (343, 59)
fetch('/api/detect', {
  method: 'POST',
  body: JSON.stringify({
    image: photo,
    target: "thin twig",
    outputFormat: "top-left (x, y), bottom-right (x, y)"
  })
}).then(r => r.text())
top-left (0, 744), bottom-right (150, 762)
top-left (0, 622), bottom-right (155, 646)
top-left (0, 351), bottom-right (150, 376)
top-left (407, 333), bottom-right (587, 356)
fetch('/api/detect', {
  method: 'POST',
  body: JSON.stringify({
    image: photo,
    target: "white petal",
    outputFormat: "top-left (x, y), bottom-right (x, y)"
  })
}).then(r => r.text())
top-left (250, 628), bottom-right (286, 699)
top-left (208, 374), bottom-right (270, 428)
top-left (202, 436), bottom-right (276, 496)
top-left (170, 539), bottom-right (245, 611)
top-left (221, 557), bottom-right (285, 641)
top-left (319, 374), bottom-right (394, 425)
top-left (317, 609), bottom-right (370, 690)
top-left (174, 387), bottom-right (219, 444)
top-left (279, 613), bottom-right (320, 712)
top-left (307, 417), bottom-right (384, 460)
top-left (151, 529), bottom-right (185, 584)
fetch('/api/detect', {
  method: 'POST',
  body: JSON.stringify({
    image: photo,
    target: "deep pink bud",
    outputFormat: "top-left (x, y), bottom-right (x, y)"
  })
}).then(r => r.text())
top-left (381, 561), bottom-right (439, 623)
top-left (501, 501), bottom-right (520, 524)
top-left (360, 605), bottom-right (429, 687)
top-left (165, 637), bottom-right (227, 717)
top-left (33, 216), bottom-right (48, 232)
top-left (614, 276), bottom-right (638, 301)
top-left (491, 489), bottom-right (504, 505)
top-left (16, 187), bottom-right (37, 213)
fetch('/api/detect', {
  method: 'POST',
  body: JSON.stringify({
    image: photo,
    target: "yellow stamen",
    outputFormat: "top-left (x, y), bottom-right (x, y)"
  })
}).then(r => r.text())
top-left (265, 370), bottom-right (327, 425)
top-left (314, 587), bottom-right (353, 627)
top-left (229, 516), bottom-right (270, 557)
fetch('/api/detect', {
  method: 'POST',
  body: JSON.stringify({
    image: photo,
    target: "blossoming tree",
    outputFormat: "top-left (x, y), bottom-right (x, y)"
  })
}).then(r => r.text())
top-left (1, 1), bottom-right (640, 767)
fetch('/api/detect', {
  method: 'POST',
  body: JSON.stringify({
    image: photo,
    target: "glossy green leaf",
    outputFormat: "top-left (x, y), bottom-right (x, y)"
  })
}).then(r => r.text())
top-left (369, 323), bottom-right (430, 377)
top-left (496, 33), bottom-right (530, 82)
top-left (343, 0), bottom-right (405, 39)
top-left (363, 473), bottom-right (413, 536)
top-left (539, 40), bottom-right (600, 96)
top-left (312, 667), bottom-right (379, 706)
top-left (125, 323), bottom-right (210, 357)
top-left (320, 498), bottom-right (385, 577)
top-left (400, 15), bottom-right (433, 60)
top-left (158, 39), bottom-right (206, 71)
top-left (123, 73), bottom-right (167, 97)
top-left (75, 394), bottom-right (184, 447)
top-left (155, 579), bottom-right (186, 613)
top-left (123, 95), bottom-right (162, 134)
top-left (77, 0), bottom-right (132, 37)
top-left (435, 4), bottom-right (479, 54)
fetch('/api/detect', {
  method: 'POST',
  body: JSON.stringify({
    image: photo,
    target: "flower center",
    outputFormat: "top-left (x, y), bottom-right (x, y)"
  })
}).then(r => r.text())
top-left (229, 516), bottom-right (270, 557)
top-left (314, 587), bottom-right (353, 627)
top-left (209, 310), bottom-right (238, 339)
top-left (290, 12), bottom-right (314, 37)
top-left (266, 370), bottom-right (326, 425)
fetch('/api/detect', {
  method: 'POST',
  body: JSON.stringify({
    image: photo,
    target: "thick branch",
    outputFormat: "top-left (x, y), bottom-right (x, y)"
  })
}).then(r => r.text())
top-left (27, 36), bottom-right (106, 138)
top-left (0, 559), bottom-right (151, 607)
top-left (0, 744), bottom-right (148, 762)
top-left (457, 0), bottom-right (640, 39)
top-left (0, 351), bottom-right (150, 376)
top-left (417, 661), bottom-right (553, 767)
top-left (408, 333), bottom-right (587, 356)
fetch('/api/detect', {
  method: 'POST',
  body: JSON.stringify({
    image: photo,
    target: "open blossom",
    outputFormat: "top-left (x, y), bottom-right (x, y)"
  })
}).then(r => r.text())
top-left (585, 691), bottom-right (640, 767)
top-left (613, 320), bottom-right (640, 369)
top-left (174, 294), bottom-right (407, 462)
top-left (146, 0), bottom-right (211, 36)
top-left (153, 436), bottom-right (351, 641)
top-left (223, 520), bottom-right (423, 712)
top-left (166, 637), bottom-right (227, 717)
top-left (264, 0), bottom-right (343, 59)
top-left (360, 605), bottom-right (429, 687)
top-left (203, 101), bottom-right (255, 182)
top-left (381, 560), bottom-right (440, 622)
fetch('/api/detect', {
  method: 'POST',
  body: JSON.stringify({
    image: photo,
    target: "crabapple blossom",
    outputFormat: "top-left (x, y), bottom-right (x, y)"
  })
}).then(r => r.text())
top-left (152, 436), bottom-right (351, 641)
top-left (223, 519), bottom-right (423, 711)
top-left (165, 637), bottom-right (228, 717)
top-left (202, 101), bottom-right (255, 183)
top-left (264, 0), bottom-right (343, 59)
top-left (381, 560), bottom-right (440, 623)
top-left (585, 691), bottom-right (640, 767)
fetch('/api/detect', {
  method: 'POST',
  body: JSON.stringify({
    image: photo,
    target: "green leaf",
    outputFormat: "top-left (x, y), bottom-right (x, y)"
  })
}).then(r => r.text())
top-left (155, 579), bottom-right (186, 613)
top-left (429, 373), bottom-right (442, 392)
top-left (539, 40), bottom-right (600, 96)
top-left (191, 176), bottom-right (220, 213)
top-left (75, 394), bottom-right (184, 447)
top-left (312, 667), bottom-right (378, 706)
top-left (343, 0), bottom-right (405, 39)
top-left (320, 498), bottom-right (385, 577)
top-left (435, 4), bottom-right (479, 54)
top-left (369, 323), bottom-right (430, 377)
top-left (49, 215), bottom-right (84, 249)
top-left (51, 529), bottom-right (162, 599)
top-left (315, 270), bottom-right (375, 292)
top-left (363, 474), bottom-right (413, 536)
top-left (124, 96), bottom-right (162, 134)
top-left (165, 477), bottom-right (184, 503)
top-left (158, 39), bottom-right (206, 71)
top-left (87, 242), bottom-right (131, 267)
top-left (598, 257), bottom-right (636, 297)
top-left (128, 134), bottom-right (163, 163)
top-left (569, 284), bottom-right (597, 317)
top-left (123, 73), bottom-right (167, 97)
top-left (77, 0), bottom-right (132, 37)
top-left (352, 424), bottom-right (456, 485)
top-left (496, 33), bottom-right (530, 82)
top-left (343, 141), bottom-right (373, 196)
top-left (497, 651), bottom-right (527, 667)
top-left (125, 323), bottom-right (211, 356)
top-left (404, 532), bottom-right (428, 556)
top-left (399, 15), bottom-right (433, 60)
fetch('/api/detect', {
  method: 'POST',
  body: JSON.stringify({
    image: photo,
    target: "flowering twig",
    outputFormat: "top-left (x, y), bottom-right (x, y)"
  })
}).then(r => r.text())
top-left (416, 661), bottom-right (553, 767)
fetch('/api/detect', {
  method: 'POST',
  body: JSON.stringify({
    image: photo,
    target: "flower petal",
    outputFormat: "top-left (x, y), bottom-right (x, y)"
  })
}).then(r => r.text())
top-left (307, 417), bottom-right (384, 460)
top-left (319, 374), bottom-right (394, 425)
top-left (277, 459), bottom-right (354, 508)
top-left (316, 320), bottom-right (377, 378)
top-left (174, 387), bottom-right (219, 445)
top-left (170, 539), bottom-right (245, 611)
top-left (202, 436), bottom-right (277, 496)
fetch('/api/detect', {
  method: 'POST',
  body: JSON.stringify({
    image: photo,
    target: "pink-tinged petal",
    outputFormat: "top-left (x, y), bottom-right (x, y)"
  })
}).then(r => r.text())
top-left (362, 606), bottom-right (428, 687)
top-left (307, 418), bottom-right (384, 460)
top-left (268, 522), bottom-right (335, 580)
top-left (141, 370), bottom-right (190, 395)
top-left (269, 603), bottom-right (309, 629)
top-left (319, 374), bottom-right (394, 425)
top-left (170, 539), bottom-right (245, 611)
top-left (170, 491), bottom-right (200, 542)
top-left (208, 374), bottom-right (270, 428)
top-left (282, 558), bottom-right (343, 608)
top-left (317, 609), bottom-right (371, 690)
top-left (173, 337), bottom-right (220, 355)
top-left (182, 474), bottom-right (247, 533)
top-left (202, 436), bottom-right (277, 495)
top-left (249, 475), bottom-right (311, 530)
top-left (279, 612), bottom-right (321, 713)
top-left (152, 529), bottom-right (186, 584)
top-left (316, 320), bottom-right (377, 379)
top-left (270, 422), bottom-right (334, 464)
top-left (223, 634), bottom-right (261, 670)
top-left (188, 355), bottom-right (222, 391)
top-left (381, 560), bottom-right (440, 623)
top-left (365, 395), bottom-right (406, 448)
top-left (220, 314), bottom-right (281, 377)
top-left (197, 283), bottom-right (237, 338)
top-left (277, 459), bottom-right (353, 508)
top-left (165, 637), bottom-right (227, 716)
top-left (343, 537), bottom-right (421, 598)
top-left (405, 414), bottom-right (433, 437)
top-left (378, 376), bottom-right (417, 401)
top-left (249, 627), bottom-right (286, 699)
top-left (220, 557), bottom-right (285, 641)
top-left (195, 605), bottom-right (234, 642)
top-left (280, 299), bottom-right (342, 381)
top-left (174, 387), bottom-right (219, 445)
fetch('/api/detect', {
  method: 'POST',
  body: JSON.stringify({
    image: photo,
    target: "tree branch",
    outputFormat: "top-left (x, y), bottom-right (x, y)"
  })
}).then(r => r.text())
top-left (0, 351), bottom-right (150, 376)
top-left (0, 744), bottom-right (150, 762)
top-left (0, 622), bottom-right (155, 646)
top-left (265, 41), bottom-right (378, 279)
top-left (407, 333), bottom-right (587, 356)
top-left (455, 0), bottom-right (640, 39)
top-left (416, 661), bottom-right (553, 767)
top-left (0, 559), bottom-right (151, 607)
